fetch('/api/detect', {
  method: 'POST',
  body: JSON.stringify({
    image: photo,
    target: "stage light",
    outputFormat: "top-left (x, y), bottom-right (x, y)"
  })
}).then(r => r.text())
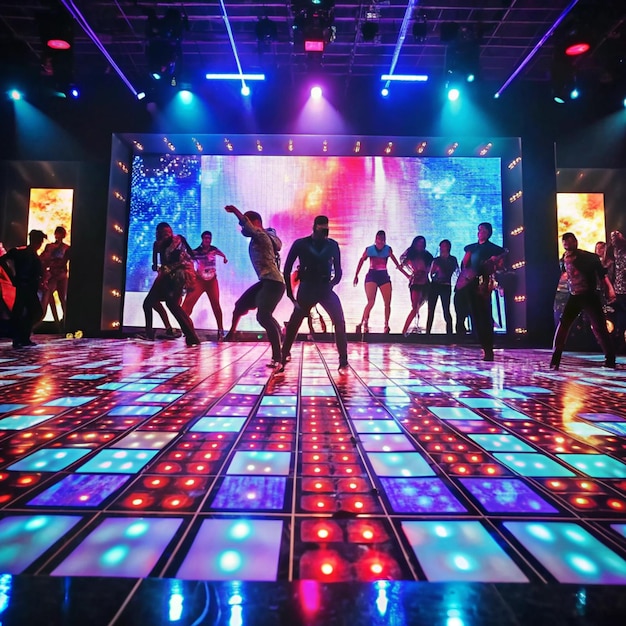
top-left (68, 86), bottom-right (79, 98)
top-left (179, 90), bottom-right (193, 104)
top-left (447, 87), bottom-right (460, 102)
top-left (381, 87), bottom-right (389, 97)
top-left (292, 0), bottom-right (336, 53)
top-left (255, 17), bottom-right (277, 45)
top-left (241, 85), bottom-right (250, 96)
top-left (570, 87), bottom-right (579, 99)
top-left (137, 92), bottom-right (146, 100)
top-left (311, 86), bottom-right (322, 99)
top-left (8, 89), bottom-right (23, 101)
top-left (412, 13), bottom-right (428, 43)
top-left (39, 10), bottom-right (74, 51)
top-left (145, 7), bottom-right (187, 83)
top-left (381, 74), bottom-right (428, 82)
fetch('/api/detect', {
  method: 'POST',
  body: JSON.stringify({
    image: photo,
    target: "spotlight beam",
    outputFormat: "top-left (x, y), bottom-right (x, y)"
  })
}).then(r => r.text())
top-left (60, 0), bottom-right (140, 97)
top-left (494, 0), bottom-right (581, 98)
top-left (217, 0), bottom-right (248, 94)
top-left (382, 0), bottom-right (419, 93)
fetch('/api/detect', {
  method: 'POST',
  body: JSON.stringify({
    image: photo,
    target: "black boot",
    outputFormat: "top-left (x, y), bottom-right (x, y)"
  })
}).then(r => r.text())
top-left (604, 354), bottom-right (616, 369)
top-left (550, 350), bottom-right (562, 370)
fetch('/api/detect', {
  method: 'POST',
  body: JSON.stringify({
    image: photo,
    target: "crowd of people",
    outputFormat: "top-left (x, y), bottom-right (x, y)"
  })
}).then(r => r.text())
top-left (2, 215), bottom-right (624, 372)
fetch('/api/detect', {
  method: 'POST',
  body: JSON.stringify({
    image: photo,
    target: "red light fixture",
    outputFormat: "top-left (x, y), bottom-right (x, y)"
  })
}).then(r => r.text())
top-left (305, 40), bottom-right (324, 52)
top-left (565, 41), bottom-right (590, 56)
top-left (47, 39), bottom-right (72, 50)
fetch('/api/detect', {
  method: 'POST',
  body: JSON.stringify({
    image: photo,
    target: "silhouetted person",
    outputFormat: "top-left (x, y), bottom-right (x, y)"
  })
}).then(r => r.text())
top-left (40, 225), bottom-right (71, 330)
top-left (0, 230), bottom-right (47, 348)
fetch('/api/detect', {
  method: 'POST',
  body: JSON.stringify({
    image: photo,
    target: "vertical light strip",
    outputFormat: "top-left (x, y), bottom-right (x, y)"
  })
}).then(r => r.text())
top-left (60, 0), bottom-right (139, 97)
top-left (217, 0), bottom-right (248, 94)
top-left (382, 0), bottom-right (419, 93)
top-left (494, 0), bottom-right (581, 98)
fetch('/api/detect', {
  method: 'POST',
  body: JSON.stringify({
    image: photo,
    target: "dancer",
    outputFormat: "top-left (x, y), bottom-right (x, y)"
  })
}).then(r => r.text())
top-left (353, 230), bottom-right (405, 334)
top-left (141, 222), bottom-right (200, 346)
top-left (224, 205), bottom-right (285, 368)
top-left (280, 215), bottom-right (348, 374)
top-left (0, 230), bottom-right (47, 348)
top-left (426, 239), bottom-right (459, 335)
top-left (458, 222), bottom-right (507, 361)
top-left (550, 232), bottom-right (616, 369)
top-left (182, 230), bottom-right (228, 341)
top-left (40, 226), bottom-right (71, 330)
top-left (399, 236), bottom-right (433, 336)
top-left (608, 230), bottom-right (626, 353)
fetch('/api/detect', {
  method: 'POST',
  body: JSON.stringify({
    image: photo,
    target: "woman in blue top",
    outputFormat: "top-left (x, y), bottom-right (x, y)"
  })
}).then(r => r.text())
top-left (353, 230), bottom-right (406, 334)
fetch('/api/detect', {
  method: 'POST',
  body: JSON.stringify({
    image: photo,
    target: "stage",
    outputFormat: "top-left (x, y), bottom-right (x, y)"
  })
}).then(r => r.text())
top-left (1, 335), bottom-right (626, 624)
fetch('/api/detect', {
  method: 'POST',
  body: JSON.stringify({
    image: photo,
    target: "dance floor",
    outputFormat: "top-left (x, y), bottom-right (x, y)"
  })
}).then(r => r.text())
top-left (1, 335), bottom-right (626, 624)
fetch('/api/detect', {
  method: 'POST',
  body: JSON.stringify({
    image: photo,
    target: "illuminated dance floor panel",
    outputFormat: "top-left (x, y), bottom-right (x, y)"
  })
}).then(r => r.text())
top-left (1, 338), bottom-right (626, 586)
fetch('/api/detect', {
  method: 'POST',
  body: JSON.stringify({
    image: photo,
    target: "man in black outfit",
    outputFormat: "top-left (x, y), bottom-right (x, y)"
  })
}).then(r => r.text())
top-left (551, 232), bottom-right (616, 369)
top-left (280, 215), bottom-right (348, 374)
top-left (459, 222), bottom-right (506, 361)
top-left (0, 230), bottom-right (47, 348)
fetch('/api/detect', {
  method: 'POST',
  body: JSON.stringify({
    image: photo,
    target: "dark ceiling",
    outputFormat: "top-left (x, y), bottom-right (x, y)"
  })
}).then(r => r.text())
top-left (1, 0), bottom-right (625, 99)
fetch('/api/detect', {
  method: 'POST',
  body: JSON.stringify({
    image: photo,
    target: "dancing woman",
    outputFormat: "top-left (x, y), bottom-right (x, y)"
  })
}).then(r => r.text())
top-left (353, 230), bottom-right (406, 334)
top-left (399, 236), bottom-right (433, 336)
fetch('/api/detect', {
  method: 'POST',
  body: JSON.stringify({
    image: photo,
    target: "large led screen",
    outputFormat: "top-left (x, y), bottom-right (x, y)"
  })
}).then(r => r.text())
top-left (123, 154), bottom-right (504, 334)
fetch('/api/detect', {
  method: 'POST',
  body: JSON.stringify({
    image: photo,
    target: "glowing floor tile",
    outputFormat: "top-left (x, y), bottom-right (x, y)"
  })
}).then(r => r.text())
top-left (557, 454), bottom-right (626, 478)
top-left (44, 396), bottom-right (97, 407)
top-left (97, 382), bottom-right (127, 391)
top-left (352, 420), bottom-right (402, 434)
top-left (459, 478), bottom-right (559, 514)
top-left (483, 389), bottom-right (527, 399)
top-left (468, 434), bottom-right (535, 452)
top-left (51, 517), bottom-right (182, 577)
top-left (428, 407), bottom-right (481, 421)
top-left (211, 476), bottom-right (287, 510)
top-left (435, 385), bottom-right (472, 393)
top-left (504, 522), bottom-right (626, 584)
top-left (7, 448), bottom-right (91, 472)
top-left (367, 452), bottom-right (435, 477)
top-left (135, 393), bottom-right (183, 403)
top-left (0, 414), bottom-right (56, 430)
top-left (404, 386), bottom-right (441, 394)
top-left (458, 398), bottom-right (508, 409)
top-left (206, 405), bottom-right (252, 417)
top-left (0, 404), bottom-right (27, 413)
top-left (260, 396), bottom-right (297, 406)
top-left (0, 515), bottom-right (82, 573)
top-left (76, 449), bottom-right (158, 474)
top-left (231, 384), bottom-right (265, 394)
top-left (493, 453), bottom-right (576, 477)
top-left (490, 408), bottom-right (532, 420)
top-left (117, 383), bottom-right (159, 392)
top-left (176, 519), bottom-right (283, 581)
top-left (301, 386), bottom-right (336, 397)
top-left (69, 374), bottom-right (106, 380)
top-left (402, 521), bottom-right (528, 582)
top-left (111, 431), bottom-right (178, 449)
top-left (611, 524), bottom-right (626, 540)
top-left (108, 405), bottom-right (161, 417)
top-left (28, 474), bottom-right (130, 507)
top-left (595, 422), bottom-right (626, 436)
top-left (226, 451), bottom-right (291, 475)
top-left (190, 417), bottom-right (247, 433)
top-left (579, 413), bottom-right (626, 422)
top-left (256, 406), bottom-right (297, 418)
top-left (511, 386), bottom-right (553, 394)
top-left (380, 477), bottom-right (466, 513)
top-left (359, 434), bottom-right (416, 452)
top-left (566, 422), bottom-right (613, 438)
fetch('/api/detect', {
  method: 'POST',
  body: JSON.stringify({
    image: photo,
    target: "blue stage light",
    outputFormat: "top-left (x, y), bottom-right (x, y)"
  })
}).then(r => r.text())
top-left (241, 85), bottom-right (250, 96)
top-left (381, 87), bottom-right (389, 97)
top-left (8, 89), bottom-right (23, 101)
top-left (447, 87), bottom-right (460, 102)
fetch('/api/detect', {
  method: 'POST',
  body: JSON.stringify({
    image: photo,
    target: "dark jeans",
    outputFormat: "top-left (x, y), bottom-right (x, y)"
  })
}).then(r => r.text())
top-left (11, 286), bottom-right (43, 344)
top-left (426, 283), bottom-right (452, 334)
top-left (614, 293), bottom-right (626, 353)
top-left (282, 281), bottom-right (347, 366)
top-left (235, 279), bottom-right (285, 362)
top-left (454, 288), bottom-right (471, 335)
top-left (467, 281), bottom-right (494, 352)
top-left (143, 272), bottom-right (199, 344)
top-left (554, 291), bottom-right (615, 358)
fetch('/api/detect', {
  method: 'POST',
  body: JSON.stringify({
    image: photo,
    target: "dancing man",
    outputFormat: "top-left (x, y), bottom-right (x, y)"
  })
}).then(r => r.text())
top-left (551, 232), bottom-right (616, 369)
top-left (281, 215), bottom-right (349, 374)
top-left (224, 205), bottom-right (285, 369)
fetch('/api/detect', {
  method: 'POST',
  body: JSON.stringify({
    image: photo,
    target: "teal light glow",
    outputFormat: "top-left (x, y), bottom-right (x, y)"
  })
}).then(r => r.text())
top-left (564, 528), bottom-right (588, 544)
top-left (169, 590), bottom-right (183, 622)
top-left (24, 516), bottom-right (48, 531)
top-left (452, 554), bottom-right (473, 571)
top-left (569, 554), bottom-right (598, 575)
top-left (448, 88), bottom-right (460, 102)
top-left (219, 550), bottom-right (243, 572)
top-left (229, 605), bottom-right (243, 626)
top-left (179, 90), bottom-right (193, 104)
top-left (125, 521), bottom-right (150, 538)
top-left (435, 524), bottom-right (450, 538)
top-left (229, 521), bottom-right (252, 540)
top-left (528, 524), bottom-right (553, 541)
top-left (101, 546), bottom-right (130, 567)
top-left (9, 89), bottom-right (23, 100)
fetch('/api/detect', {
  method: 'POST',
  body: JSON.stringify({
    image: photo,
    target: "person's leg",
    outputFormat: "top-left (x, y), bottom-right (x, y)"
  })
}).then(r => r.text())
top-left (402, 287), bottom-right (419, 335)
top-left (281, 289), bottom-right (311, 364)
top-left (441, 285), bottom-right (453, 334)
top-left (583, 294), bottom-right (616, 364)
top-left (468, 287), bottom-right (494, 358)
top-left (379, 282), bottom-right (392, 332)
top-left (224, 282), bottom-right (262, 338)
top-left (425, 284), bottom-right (439, 334)
top-left (206, 278), bottom-right (224, 332)
top-left (181, 279), bottom-right (203, 317)
top-left (255, 280), bottom-right (286, 363)
top-left (319, 287), bottom-right (348, 366)
top-left (359, 281), bottom-right (378, 331)
top-left (165, 285), bottom-right (200, 346)
top-left (551, 294), bottom-right (583, 368)
top-left (56, 274), bottom-right (68, 321)
top-left (40, 278), bottom-right (58, 324)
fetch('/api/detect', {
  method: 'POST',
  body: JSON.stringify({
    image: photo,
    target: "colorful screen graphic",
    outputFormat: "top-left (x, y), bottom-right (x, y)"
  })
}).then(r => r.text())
top-left (123, 155), bottom-right (503, 333)
top-left (556, 193), bottom-right (606, 253)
